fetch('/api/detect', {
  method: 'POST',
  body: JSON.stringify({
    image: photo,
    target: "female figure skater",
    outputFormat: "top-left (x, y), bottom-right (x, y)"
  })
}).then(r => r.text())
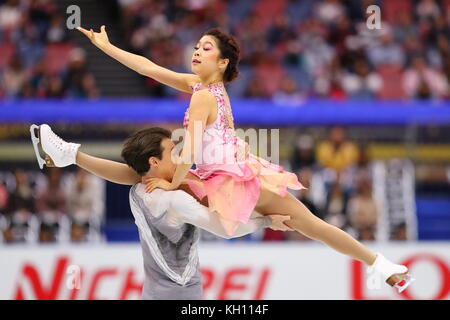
top-left (75, 25), bottom-right (414, 292)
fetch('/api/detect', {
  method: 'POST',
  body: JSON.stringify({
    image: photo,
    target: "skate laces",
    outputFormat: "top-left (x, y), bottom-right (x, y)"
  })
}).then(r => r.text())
top-left (48, 130), bottom-right (72, 156)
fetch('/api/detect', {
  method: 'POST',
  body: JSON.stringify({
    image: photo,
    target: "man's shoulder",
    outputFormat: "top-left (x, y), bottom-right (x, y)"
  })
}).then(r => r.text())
top-left (129, 184), bottom-right (172, 218)
top-left (130, 182), bottom-right (160, 197)
top-left (130, 184), bottom-right (190, 204)
top-left (130, 183), bottom-right (166, 200)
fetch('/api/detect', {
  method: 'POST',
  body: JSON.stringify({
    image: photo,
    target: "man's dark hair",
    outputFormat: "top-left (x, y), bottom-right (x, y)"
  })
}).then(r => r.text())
top-left (121, 127), bottom-right (172, 175)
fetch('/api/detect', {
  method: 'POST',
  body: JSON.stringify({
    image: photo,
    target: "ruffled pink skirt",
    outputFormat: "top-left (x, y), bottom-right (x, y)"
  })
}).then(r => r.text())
top-left (183, 153), bottom-right (306, 235)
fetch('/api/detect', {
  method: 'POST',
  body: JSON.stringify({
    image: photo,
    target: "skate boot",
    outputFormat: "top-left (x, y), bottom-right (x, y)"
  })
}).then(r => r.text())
top-left (367, 253), bottom-right (415, 293)
top-left (30, 124), bottom-right (80, 169)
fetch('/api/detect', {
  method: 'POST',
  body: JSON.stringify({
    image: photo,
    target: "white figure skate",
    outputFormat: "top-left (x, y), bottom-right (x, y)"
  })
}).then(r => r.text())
top-left (30, 124), bottom-right (80, 169)
top-left (367, 253), bottom-right (415, 293)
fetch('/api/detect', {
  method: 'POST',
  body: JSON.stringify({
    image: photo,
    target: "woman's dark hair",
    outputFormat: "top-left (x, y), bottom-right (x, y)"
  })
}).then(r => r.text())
top-left (204, 28), bottom-right (240, 83)
top-left (121, 127), bottom-right (171, 175)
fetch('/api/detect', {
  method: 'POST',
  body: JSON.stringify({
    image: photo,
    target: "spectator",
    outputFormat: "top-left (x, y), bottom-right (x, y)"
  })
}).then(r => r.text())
top-left (416, 0), bottom-right (441, 22)
top-left (266, 13), bottom-right (292, 48)
top-left (357, 227), bottom-right (376, 241)
top-left (391, 222), bottom-right (408, 241)
top-left (316, 126), bottom-right (359, 174)
top-left (347, 174), bottom-right (378, 241)
top-left (0, 0), bottom-right (21, 30)
top-left (46, 14), bottom-right (67, 43)
top-left (436, 35), bottom-right (450, 84)
top-left (403, 55), bottom-right (449, 99)
top-left (1, 55), bottom-right (27, 97)
top-left (61, 48), bottom-right (97, 98)
top-left (29, 58), bottom-right (49, 95)
top-left (290, 134), bottom-right (316, 173)
top-left (35, 168), bottom-right (67, 242)
top-left (314, 0), bottom-right (346, 25)
top-left (4, 169), bottom-right (35, 242)
top-left (272, 76), bottom-right (305, 106)
top-left (394, 11), bottom-right (417, 44)
top-left (6, 169), bottom-right (34, 215)
top-left (244, 77), bottom-right (270, 98)
top-left (341, 59), bottom-right (382, 99)
top-left (345, 143), bottom-right (373, 192)
top-left (323, 181), bottom-right (348, 229)
top-left (426, 15), bottom-right (450, 48)
top-left (12, 14), bottom-right (44, 69)
top-left (28, 0), bottom-right (56, 41)
top-left (80, 73), bottom-right (100, 98)
top-left (67, 168), bottom-right (104, 242)
top-left (367, 28), bottom-right (406, 68)
top-left (43, 74), bottom-right (64, 97)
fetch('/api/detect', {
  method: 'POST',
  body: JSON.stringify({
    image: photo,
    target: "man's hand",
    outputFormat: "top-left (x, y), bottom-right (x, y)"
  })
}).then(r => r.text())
top-left (144, 177), bottom-right (175, 193)
top-left (76, 25), bottom-right (110, 50)
top-left (267, 214), bottom-right (294, 231)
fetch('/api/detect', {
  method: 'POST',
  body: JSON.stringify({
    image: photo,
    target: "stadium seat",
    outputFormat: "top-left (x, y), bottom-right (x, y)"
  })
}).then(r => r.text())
top-left (44, 43), bottom-right (75, 74)
top-left (0, 43), bottom-right (15, 70)
top-left (376, 64), bottom-right (406, 99)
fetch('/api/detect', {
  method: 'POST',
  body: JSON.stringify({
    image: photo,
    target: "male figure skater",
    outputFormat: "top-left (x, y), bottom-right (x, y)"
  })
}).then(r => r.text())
top-left (31, 124), bottom-right (292, 299)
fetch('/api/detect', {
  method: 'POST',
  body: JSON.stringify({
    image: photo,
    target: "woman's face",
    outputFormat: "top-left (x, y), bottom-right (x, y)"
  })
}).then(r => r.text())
top-left (191, 35), bottom-right (228, 78)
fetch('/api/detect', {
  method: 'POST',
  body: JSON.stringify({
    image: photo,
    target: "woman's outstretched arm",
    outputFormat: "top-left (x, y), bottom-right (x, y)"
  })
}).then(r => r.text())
top-left (76, 25), bottom-right (201, 93)
top-left (76, 151), bottom-right (141, 185)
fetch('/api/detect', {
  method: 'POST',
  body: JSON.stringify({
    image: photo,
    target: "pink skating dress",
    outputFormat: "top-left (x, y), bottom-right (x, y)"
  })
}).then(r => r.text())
top-left (182, 82), bottom-right (306, 235)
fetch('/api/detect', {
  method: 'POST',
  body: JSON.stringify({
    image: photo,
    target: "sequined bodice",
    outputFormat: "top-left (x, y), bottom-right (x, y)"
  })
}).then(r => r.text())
top-left (183, 82), bottom-right (240, 165)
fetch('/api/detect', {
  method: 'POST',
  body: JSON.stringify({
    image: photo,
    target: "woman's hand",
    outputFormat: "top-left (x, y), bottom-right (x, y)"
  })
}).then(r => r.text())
top-left (76, 25), bottom-right (110, 50)
top-left (144, 177), bottom-right (175, 193)
top-left (236, 138), bottom-right (250, 161)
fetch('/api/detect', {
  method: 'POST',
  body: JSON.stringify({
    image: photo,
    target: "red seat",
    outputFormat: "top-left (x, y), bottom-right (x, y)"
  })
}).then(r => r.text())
top-left (44, 43), bottom-right (75, 74)
top-left (376, 64), bottom-right (406, 99)
top-left (253, 0), bottom-right (287, 31)
top-left (382, 0), bottom-right (412, 24)
top-left (254, 60), bottom-right (285, 95)
top-left (0, 43), bottom-right (15, 70)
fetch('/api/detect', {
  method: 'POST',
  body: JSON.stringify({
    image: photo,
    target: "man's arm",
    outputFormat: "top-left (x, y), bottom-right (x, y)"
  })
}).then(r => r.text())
top-left (76, 151), bottom-right (141, 185)
top-left (166, 190), bottom-right (272, 239)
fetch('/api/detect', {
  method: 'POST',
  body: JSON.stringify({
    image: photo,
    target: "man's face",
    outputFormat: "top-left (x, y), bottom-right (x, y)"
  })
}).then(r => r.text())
top-left (150, 138), bottom-right (177, 181)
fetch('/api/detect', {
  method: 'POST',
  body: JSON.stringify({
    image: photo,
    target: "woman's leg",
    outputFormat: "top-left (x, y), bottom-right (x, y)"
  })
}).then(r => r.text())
top-left (177, 175), bottom-right (209, 207)
top-left (255, 187), bottom-right (377, 266)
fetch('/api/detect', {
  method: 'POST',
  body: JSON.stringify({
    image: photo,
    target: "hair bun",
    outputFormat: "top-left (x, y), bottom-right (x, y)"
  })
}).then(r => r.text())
top-left (204, 28), bottom-right (241, 83)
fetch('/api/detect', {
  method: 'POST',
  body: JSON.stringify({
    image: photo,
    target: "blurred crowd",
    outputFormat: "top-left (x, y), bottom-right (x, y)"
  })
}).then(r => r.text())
top-left (283, 126), bottom-right (388, 242)
top-left (0, 0), bottom-right (99, 98)
top-left (0, 167), bottom-right (105, 243)
top-left (118, 0), bottom-right (450, 100)
top-left (2, 0), bottom-right (449, 101)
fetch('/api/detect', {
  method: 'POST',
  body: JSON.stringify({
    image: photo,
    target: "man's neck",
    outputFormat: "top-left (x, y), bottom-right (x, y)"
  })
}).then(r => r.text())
top-left (141, 171), bottom-right (154, 183)
top-left (142, 170), bottom-right (166, 182)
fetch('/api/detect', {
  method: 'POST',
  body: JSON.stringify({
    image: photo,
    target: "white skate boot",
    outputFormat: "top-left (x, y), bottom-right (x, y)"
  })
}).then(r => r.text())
top-left (30, 124), bottom-right (80, 169)
top-left (367, 253), bottom-right (415, 293)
